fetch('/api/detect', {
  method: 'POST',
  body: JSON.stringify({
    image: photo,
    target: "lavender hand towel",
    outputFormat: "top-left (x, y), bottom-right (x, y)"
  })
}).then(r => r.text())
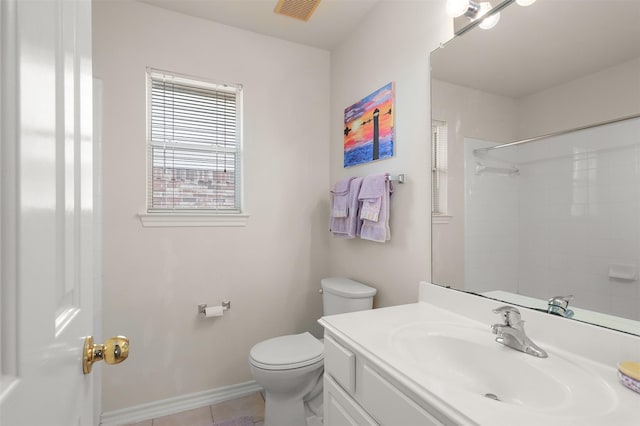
top-left (360, 175), bottom-right (394, 242)
top-left (330, 177), bottom-right (364, 238)
top-left (358, 173), bottom-right (386, 222)
top-left (330, 177), bottom-right (355, 218)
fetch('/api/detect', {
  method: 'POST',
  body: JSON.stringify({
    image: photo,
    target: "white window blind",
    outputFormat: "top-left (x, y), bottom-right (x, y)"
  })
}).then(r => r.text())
top-left (432, 120), bottom-right (448, 215)
top-left (147, 68), bottom-right (242, 212)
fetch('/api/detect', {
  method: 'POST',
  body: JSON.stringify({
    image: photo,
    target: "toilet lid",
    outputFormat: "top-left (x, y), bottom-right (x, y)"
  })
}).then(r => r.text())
top-left (249, 332), bottom-right (324, 370)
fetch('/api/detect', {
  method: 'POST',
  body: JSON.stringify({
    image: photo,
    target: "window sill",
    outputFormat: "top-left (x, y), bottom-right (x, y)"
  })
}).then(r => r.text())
top-left (138, 212), bottom-right (250, 227)
top-left (432, 215), bottom-right (452, 224)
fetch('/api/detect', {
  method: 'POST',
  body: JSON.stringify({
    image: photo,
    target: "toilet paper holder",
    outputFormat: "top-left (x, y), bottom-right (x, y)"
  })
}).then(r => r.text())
top-left (198, 301), bottom-right (231, 316)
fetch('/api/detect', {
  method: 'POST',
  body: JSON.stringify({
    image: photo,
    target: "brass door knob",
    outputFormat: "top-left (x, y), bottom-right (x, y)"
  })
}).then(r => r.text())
top-left (83, 335), bottom-right (129, 374)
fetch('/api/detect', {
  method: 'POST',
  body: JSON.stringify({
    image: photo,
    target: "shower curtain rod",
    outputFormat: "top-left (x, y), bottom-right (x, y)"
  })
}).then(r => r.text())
top-left (474, 113), bottom-right (640, 155)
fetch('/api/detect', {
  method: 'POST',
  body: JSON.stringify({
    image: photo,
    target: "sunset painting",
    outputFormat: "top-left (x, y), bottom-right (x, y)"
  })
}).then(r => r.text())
top-left (343, 82), bottom-right (394, 168)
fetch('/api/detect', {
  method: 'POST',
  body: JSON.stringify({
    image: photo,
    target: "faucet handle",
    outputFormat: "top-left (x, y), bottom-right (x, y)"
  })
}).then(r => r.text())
top-left (492, 305), bottom-right (521, 325)
top-left (548, 295), bottom-right (573, 308)
top-left (548, 295), bottom-right (574, 317)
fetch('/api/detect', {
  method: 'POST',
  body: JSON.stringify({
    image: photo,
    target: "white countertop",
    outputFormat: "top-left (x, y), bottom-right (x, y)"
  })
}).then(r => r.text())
top-left (319, 283), bottom-right (640, 426)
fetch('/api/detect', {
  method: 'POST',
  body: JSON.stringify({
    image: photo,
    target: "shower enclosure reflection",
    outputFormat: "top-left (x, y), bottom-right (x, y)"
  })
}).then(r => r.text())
top-left (431, 0), bottom-right (640, 334)
top-left (465, 117), bottom-right (640, 334)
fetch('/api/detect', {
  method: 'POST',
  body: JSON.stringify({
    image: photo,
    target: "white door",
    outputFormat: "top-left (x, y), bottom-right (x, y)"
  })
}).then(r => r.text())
top-left (0, 1), bottom-right (116, 425)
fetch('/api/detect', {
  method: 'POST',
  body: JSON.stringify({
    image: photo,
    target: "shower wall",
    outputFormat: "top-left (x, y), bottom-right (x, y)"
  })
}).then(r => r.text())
top-left (465, 118), bottom-right (640, 320)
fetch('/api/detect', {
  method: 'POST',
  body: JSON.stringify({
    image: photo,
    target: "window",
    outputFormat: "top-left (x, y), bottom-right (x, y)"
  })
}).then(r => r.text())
top-left (432, 120), bottom-right (448, 216)
top-left (146, 68), bottom-right (242, 215)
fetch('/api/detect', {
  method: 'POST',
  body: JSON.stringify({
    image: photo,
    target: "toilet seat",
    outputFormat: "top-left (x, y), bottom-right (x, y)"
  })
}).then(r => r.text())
top-left (249, 332), bottom-right (323, 371)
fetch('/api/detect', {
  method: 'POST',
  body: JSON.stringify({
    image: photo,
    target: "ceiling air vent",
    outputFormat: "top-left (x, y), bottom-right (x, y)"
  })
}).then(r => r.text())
top-left (274, 0), bottom-right (321, 22)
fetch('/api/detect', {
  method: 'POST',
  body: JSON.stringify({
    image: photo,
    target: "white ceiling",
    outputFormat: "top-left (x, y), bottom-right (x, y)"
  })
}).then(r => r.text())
top-left (134, 0), bottom-right (640, 98)
top-left (138, 0), bottom-right (381, 50)
top-left (432, 0), bottom-right (640, 98)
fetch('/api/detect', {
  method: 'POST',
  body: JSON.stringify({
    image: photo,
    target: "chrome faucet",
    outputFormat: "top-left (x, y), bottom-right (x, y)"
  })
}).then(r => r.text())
top-left (548, 295), bottom-right (574, 318)
top-left (491, 306), bottom-right (548, 358)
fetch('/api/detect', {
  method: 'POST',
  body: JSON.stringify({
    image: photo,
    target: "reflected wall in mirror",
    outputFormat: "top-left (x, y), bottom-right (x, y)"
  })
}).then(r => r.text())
top-left (431, 0), bottom-right (640, 335)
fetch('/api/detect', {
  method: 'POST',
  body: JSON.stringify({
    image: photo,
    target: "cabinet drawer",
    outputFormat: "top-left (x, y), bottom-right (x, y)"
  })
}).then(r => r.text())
top-left (361, 364), bottom-right (444, 426)
top-left (324, 335), bottom-right (355, 394)
top-left (325, 374), bottom-right (378, 426)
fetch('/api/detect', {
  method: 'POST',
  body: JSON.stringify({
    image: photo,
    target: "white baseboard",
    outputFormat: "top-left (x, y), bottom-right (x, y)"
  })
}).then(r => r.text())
top-left (100, 381), bottom-right (263, 425)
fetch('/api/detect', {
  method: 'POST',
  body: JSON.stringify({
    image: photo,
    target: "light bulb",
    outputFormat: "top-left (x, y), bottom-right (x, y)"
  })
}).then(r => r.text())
top-left (477, 2), bottom-right (501, 30)
top-left (446, 0), bottom-right (470, 18)
top-left (516, 0), bottom-right (537, 6)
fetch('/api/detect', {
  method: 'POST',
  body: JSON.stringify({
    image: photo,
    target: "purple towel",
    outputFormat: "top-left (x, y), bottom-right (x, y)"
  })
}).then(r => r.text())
top-left (358, 173), bottom-right (387, 222)
top-left (330, 177), bottom-right (354, 218)
top-left (330, 177), bottom-right (363, 238)
top-left (359, 174), bottom-right (393, 242)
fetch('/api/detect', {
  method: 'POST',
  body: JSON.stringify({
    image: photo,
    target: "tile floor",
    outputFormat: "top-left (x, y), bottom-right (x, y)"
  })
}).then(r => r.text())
top-left (123, 392), bottom-right (265, 426)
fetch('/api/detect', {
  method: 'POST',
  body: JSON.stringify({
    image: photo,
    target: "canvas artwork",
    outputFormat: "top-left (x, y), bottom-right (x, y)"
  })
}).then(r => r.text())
top-left (343, 82), bottom-right (394, 168)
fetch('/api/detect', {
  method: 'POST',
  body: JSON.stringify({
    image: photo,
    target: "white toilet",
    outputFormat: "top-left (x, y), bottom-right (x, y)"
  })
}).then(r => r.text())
top-left (249, 277), bottom-right (376, 426)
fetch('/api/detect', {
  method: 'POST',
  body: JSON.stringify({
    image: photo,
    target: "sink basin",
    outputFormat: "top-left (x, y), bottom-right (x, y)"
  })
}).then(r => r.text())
top-left (390, 322), bottom-right (617, 416)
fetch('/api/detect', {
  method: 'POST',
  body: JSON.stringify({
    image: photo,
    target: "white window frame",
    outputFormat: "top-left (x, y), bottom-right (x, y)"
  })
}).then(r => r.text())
top-left (432, 120), bottom-right (449, 221)
top-left (139, 68), bottom-right (249, 227)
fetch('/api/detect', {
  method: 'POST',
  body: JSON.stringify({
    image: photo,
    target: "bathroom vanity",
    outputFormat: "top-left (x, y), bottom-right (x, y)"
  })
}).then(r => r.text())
top-left (322, 331), bottom-right (463, 426)
top-left (319, 282), bottom-right (640, 426)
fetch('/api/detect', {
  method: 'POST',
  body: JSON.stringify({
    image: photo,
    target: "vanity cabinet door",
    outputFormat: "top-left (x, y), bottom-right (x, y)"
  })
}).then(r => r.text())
top-left (361, 365), bottom-right (445, 426)
top-left (325, 374), bottom-right (378, 426)
top-left (325, 335), bottom-right (356, 393)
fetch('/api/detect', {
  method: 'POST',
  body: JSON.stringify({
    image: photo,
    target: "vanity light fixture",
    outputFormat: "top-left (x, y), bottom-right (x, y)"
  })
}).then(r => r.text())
top-left (445, 0), bottom-right (501, 30)
top-left (446, 0), bottom-right (480, 18)
top-left (477, 2), bottom-right (500, 29)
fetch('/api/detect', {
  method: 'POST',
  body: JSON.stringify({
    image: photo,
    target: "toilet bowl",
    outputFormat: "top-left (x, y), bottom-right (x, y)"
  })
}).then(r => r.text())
top-left (249, 332), bottom-right (324, 426)
top-left (249, 278), bottom-right (376, 426)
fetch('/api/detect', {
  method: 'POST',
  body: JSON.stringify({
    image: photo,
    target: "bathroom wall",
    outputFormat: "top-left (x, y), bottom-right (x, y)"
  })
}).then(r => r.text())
top-left (516, 57), bottom-right (640, 139)
top-left (93, 0), bottom-right (330, 412)
top-left (431, 80), bottom-right (518, 289)
top-left (328, 1), bottom-right (452, 307)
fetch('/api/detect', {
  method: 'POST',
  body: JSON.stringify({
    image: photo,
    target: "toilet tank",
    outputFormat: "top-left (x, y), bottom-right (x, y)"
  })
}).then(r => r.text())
top-left (321, 277), bottom-right (376, 316)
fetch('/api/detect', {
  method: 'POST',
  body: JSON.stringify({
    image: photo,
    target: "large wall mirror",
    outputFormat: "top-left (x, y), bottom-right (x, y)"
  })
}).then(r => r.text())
top-left (431, 0), bottom-right (640, 335)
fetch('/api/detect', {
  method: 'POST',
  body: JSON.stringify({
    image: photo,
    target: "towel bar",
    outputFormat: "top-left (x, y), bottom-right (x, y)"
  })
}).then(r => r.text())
top-left (386, 174), bottom-right (405, 184)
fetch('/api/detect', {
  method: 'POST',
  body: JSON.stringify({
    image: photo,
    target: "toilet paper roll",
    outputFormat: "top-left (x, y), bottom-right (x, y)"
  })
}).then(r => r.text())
top-left (204, 305), bottom-right (225, 318)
